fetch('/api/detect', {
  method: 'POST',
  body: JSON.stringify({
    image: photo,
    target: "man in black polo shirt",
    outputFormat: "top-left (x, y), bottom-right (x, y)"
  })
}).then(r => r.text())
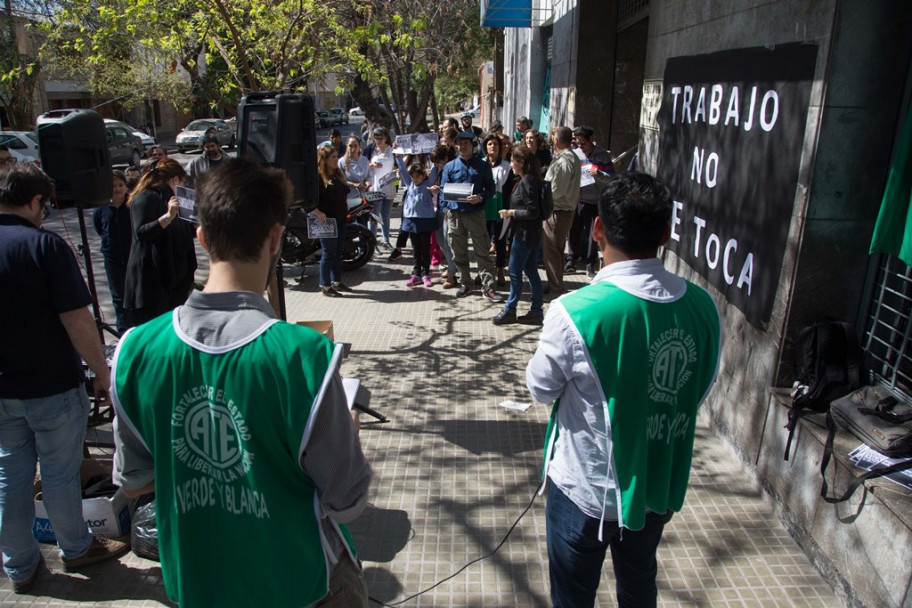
top-left (0, 163), bottom-right (129, 594)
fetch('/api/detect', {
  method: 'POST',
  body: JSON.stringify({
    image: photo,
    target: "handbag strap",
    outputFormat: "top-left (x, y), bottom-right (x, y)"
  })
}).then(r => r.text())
top-left (819, 410), bottom-right (912, 503)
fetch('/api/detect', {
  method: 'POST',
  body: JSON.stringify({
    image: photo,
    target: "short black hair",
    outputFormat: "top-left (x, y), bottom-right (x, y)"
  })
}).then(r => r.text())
top-left (196, 158), bottom-right (291, 263)
top-left (598, 172), bottom-right (672, 257)
top-left (0, 162), bottom-right (53, 208)
top-left (203, 134), bottom-right (220, 145)
top-left (573, 126), bottom-right (594, 140)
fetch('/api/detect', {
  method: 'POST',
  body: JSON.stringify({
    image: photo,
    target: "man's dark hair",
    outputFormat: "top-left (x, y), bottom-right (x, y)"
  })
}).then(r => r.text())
top-left (0, 162), bottom-right (53, 208)
top-left (196, 158), bottom-right (291, 263)
top-left (572, 126), bottom-right (594, 140)
top-left (429, 144), bottom-right (454, 164)
top-left (445, 117), bottom-right (459, 129)
top-left (553, 126), bottom-right (573, 147)
top-left (203, 134), bottom-right (220, 145)
top-left (598, 172), bottom-right (672, 257)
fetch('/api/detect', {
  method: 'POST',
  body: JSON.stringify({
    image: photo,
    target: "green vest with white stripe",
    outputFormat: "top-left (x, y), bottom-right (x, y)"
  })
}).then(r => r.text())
top-left (544, 280), bottom-right (720, 530)
top-left (113, 312), bottom-right (355, 608)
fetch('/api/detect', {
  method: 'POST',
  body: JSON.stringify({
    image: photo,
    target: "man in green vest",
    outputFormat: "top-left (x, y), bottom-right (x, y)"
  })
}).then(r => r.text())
top-left (526, 172), bottom-right (721, 608)
top-left (111, 158), bottom-right (371, 608)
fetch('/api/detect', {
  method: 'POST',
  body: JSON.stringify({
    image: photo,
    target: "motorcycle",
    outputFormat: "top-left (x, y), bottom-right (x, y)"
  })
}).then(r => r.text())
top-left (281, 193), bottom-right (378, 276)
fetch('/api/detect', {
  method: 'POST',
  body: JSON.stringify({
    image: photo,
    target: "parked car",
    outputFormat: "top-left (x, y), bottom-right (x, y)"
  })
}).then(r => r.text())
top-left (349, 107), bottom-right (364, 117)
top-left (104, 122), bottom-right (144, 166)
top-left (0, 130), bottom-right (40, 164)
top-left (315, 110), bottom-right (331, 129)
top-left (330, 108), bottom-right (349, 125)
top-left (104, 119), bottom-right (155, 156)
top-left (175, 119), bottom-right (235, 153)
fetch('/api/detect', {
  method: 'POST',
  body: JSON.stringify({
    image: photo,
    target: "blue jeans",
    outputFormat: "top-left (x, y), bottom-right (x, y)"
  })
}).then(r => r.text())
top-left (102, 254), bottom-right (127, 335)
top-left (504, 238), bottom-right (543, 313)
top-left (0, 387), bottom-right (93, 581)
top-left (319, 222), bottom-right (347, 288)
top-left (371, 196), bottom-right (393, 244)
top-left (546, 483), bottom-right (673, 608)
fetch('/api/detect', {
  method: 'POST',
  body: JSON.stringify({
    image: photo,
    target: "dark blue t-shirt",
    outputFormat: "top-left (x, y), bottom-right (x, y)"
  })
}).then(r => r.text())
top-left (0, 213), bottom-right (92, 398)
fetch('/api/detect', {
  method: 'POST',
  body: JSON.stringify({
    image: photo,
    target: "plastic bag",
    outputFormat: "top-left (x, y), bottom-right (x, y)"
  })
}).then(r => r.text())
top-left (130, 499), bottom-right (159, 561)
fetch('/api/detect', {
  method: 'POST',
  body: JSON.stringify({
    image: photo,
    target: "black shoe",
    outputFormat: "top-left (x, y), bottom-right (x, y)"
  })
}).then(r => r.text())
top-left (321, 286), bottom-right (340, 297)
top-left (492, 309), bottom-right (517, 325)
top-left (483, 289), bottom-right (504, 304)
top-left (12, 555), bottom-right (43, 594)
top-left (456, 285), bottom-right (473, 298)
top-left (388, 248), bottom-right (402, 261)
top-left (564, 260), bottom-right (576, 273)
top-left (332, 282), bottom-right (352, 292)
top-left (517, 311), bottom-right (544, 326)
top-left (585, 263), bottom-right (597, 279)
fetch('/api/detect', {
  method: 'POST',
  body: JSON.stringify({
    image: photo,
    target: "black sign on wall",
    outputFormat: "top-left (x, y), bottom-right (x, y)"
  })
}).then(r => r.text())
top-left (657, 43), bottom-right (818, 328)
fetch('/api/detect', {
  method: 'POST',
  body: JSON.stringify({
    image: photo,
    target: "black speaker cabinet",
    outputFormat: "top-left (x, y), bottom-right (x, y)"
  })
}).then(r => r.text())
top-left (36, 109), bottom-right (112, 207)
top-left (237, 92), bottom-right (318, 208)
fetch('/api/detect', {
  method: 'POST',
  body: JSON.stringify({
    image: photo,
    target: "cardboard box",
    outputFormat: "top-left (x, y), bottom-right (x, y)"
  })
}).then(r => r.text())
top-left (33, 459), bottom-right (133, 543)
top-left (296, 320), bottom-right (334, 341)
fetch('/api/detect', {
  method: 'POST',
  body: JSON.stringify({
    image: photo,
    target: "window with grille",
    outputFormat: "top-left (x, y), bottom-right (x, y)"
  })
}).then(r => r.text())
top-left (863, 254), bottom-right (912, 398)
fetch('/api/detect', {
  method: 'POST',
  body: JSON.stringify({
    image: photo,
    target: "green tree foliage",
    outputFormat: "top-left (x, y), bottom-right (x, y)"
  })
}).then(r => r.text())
top-left (332, 0), bottom-right (492, 133)
top-left (0, 1), bottom-right (47, 129)
top-left (29, 0), bottom-right (491, 126)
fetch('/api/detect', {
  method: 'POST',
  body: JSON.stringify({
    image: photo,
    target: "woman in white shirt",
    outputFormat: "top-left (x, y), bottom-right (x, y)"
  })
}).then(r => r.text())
top-left (367, 126), bottom-right (396, 250)
top-left (484, 134), bottom-right (511, 286)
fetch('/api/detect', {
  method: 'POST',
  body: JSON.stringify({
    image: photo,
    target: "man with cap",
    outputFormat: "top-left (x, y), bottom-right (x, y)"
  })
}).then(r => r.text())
top-left (439, 132), bottom-right (503, 302)
top-left (461, 114), bottom-right (484, 140)
top-left (185, 134), bottom-right (225, 188)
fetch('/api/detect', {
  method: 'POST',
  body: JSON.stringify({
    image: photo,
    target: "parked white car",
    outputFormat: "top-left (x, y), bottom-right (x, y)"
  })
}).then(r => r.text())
top-left (0, 130), bottom-right (40, 164)
top-left (349, 107), bottom-right (364, 116)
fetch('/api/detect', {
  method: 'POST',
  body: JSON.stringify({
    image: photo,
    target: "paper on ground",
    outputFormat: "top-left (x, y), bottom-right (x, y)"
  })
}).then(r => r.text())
top-left (500, 400), bottom-right (532, 411)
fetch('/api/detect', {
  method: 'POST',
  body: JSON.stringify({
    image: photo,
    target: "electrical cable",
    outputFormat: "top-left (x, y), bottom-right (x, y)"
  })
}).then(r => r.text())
top-left (367, 478), bottom-right (545, 607)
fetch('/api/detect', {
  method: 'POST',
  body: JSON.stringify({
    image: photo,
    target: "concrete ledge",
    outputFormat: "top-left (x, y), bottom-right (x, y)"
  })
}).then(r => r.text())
top-left (755, 389), bottom-right (912, 608)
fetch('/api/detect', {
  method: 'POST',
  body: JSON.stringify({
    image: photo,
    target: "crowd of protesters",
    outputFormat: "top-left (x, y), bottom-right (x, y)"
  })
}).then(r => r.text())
top-left (37, 110), bottom-right (622, 334)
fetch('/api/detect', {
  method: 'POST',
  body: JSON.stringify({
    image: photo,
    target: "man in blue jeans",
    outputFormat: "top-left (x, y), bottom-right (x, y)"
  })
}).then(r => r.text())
top-left (0, 163), bottom-right (130, 594)
top-left (526, 172), bottom-right (722, 607)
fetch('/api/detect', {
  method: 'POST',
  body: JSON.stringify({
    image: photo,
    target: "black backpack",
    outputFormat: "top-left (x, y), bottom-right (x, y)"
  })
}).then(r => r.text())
top-left (539, 180), bottom-right (553, 221)
top-left (783, 321), bottom-right (862, 460)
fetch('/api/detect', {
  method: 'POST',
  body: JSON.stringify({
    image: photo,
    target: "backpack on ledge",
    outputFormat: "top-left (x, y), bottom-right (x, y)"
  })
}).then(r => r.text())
top-left (783, 321), bottom-right (862, 460)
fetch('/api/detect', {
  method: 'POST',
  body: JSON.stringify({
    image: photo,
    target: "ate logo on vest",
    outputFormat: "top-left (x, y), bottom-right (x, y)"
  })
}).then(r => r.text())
top-left (648, 328), bottom-right (698, 405)
top-left (172, 385), bottom-right (254, 483)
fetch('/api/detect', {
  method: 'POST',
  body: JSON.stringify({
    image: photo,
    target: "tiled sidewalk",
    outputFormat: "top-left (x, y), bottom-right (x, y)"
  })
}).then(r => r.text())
top-left (0, 206), bottom-right (842, 607)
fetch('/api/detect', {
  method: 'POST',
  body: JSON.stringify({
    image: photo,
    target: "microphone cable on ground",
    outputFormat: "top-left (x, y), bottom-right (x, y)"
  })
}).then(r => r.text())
top-left (367, 478), bottom-right (545, 607)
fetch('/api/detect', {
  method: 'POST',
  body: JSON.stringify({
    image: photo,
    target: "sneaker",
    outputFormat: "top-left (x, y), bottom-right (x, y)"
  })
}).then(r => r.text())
top-left (388, 248), bottom-right (402, 261)
top-left (12, 555), bottom-right (44, 594)
top-left (456, 285), bottom-right (473, 298)
top-left (517, 311), bottom-right (545, 326)
top-left (483, 289), bottom-right (504, 304)
top-left (332, 282), bottom-right (352, 292)
top-left (382, 241), bottom-right (394, 252)
top-left (321, 286), bottom-right (340, 297)
top-left (564, 260), bottom-right (576, 273)
top-left (585, 263), bottom-right (597, 279)
top-left (406, 274), bottom-right (421, 287)
top-left (422, 275), bottom-right (433, 287)
top-left (62, 537), bottom-right (130, 572)
top-left (492, 308), bottom-right (517, 325)
top-left (443, 275), bottom-right (458, 289)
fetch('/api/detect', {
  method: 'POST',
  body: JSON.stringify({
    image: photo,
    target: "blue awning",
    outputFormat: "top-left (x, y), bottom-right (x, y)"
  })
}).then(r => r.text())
top-left (480, 0), bottom-right (532, 28)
